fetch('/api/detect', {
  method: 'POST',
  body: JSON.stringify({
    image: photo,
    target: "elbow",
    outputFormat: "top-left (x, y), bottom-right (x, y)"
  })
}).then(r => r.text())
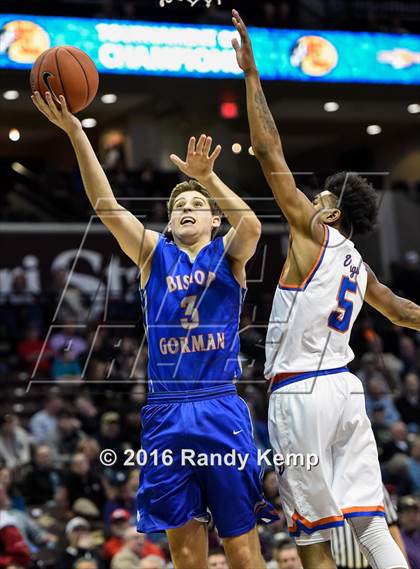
top-left (252, 140), bottom-right (282, 160)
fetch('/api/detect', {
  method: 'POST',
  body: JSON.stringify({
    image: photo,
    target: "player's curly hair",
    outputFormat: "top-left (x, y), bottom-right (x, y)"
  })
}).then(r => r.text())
top-left (167, 180), bottom-right (222, 218)
top-left (324, 172), bottom-right (378, 236)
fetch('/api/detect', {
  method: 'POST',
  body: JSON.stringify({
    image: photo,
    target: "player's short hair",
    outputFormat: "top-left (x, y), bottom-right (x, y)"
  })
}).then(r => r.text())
top-left (167, 179), bottom-right (222, 218)
top-left (324, 172), bottom-right (378, 236)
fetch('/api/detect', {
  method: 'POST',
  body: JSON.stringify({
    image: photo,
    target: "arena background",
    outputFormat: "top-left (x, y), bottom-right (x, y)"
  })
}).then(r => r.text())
top-left (0, 1), bottom-right (419, 568)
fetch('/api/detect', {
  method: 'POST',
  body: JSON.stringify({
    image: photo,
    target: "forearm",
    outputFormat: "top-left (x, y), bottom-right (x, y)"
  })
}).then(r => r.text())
top-left (199, 171), bottom-right (260, 233)
top-left (68, 127), bottom-right (119, 215)
top-left (394, 297), bottom-right (420, 330)
top-left (245, 70), bottom-right (282, 156)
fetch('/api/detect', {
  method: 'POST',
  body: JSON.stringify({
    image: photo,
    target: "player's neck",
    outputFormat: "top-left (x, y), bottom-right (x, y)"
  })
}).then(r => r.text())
top-left (174, 236), bottom-right (211, 260)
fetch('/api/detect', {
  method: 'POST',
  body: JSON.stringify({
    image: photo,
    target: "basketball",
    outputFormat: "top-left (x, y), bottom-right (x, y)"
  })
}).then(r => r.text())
top-left (30, 46), bottom-right (99, 113)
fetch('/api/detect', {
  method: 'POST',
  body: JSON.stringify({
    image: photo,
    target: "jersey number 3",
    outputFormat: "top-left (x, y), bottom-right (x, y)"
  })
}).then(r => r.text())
top-left (180, 295), bottom-right (200, 330)
top-left (328, 276), bottom-right (357, 333)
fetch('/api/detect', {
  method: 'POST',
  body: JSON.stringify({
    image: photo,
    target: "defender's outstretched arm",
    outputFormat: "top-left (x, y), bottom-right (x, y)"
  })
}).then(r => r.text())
top-left (365, 264), bottom-right (420, 330)
top-left (232, 10), bottom-right (321, 238)
top-left (31, 91), bottom-right (158, 269)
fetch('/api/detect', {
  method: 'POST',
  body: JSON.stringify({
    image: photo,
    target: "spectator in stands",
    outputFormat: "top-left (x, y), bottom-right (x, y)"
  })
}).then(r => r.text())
top-left (50, 318), bottom-right (88, 360)
top-left (0, 470), bottom-right (24, 514)
top-left (398, 496), bottom-right (420, 569)
top-left (74, 395), bottom-right (100, 436)
top-left (96, 412), bottom-right (125, 470)
top-left (381, 421), bottom-right (411, 463)
top-left (57, 410), bottom-right (85, 459)
top-left (76, 438), bottom-right (102, 476)
top-left (408, 436), bottom-right (420, 493)
top-left (139, 556), bottom-right (165, 569)
top-left (208, 550), bottom-right (229, 569)
top-left (365, 376), bottom-right (401, 426)
top-left (0, 482), bottom-right (56, 551)
top-left (28, 393), bottom-right (63, 448)
top-left (399, 334), bottom-right (417, 373)
top-left (103, 509), bottom-right (131, 562)
top-left (275, 541), bottom-right (303, 569)
top-left (4, 269), bottom-right (42, 339)
top-left (383, 454), bottom-right (414, 496)
top-left (371, 402), bottom-right (392, 455)
top-left (17, 324), bottom-right (52, 376)
top-left (49, 270), bottom-right (86, 322)
top-left (52, 347), bottom-right (83, 381)
top-left (0, 415), bottom-right (31, 471)
top-left (396, 372), bottom-right (420, 431)
top-left (0, 494), bottom-right (31, 568)
top-left (103, 473), bottom-right (136, 524)
top-left (21, 444), bottom-right (61, 506)
top-left (59, 517), bottom-right (101, 569)
top-left (58, 452), bottom-right (106, 516)
top-left (111, 528), bottom-right (164, 569)
top-left (263, 470), bottom-right (280, 504)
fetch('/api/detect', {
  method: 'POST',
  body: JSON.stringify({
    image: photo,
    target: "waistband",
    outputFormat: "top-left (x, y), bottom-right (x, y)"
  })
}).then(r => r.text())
top-left (269, 366), bottom-right (349, 392)
top-left (147, 383), bottom-right (237, 404)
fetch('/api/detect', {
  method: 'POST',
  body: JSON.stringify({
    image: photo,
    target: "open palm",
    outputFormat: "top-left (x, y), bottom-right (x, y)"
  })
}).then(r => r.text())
top-left (170, 135), bottom-right (222, 182)
top-left (231, 9), bottom-right (257, 74)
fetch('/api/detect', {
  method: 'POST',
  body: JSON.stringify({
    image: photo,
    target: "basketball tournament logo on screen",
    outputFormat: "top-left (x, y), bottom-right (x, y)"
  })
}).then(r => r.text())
top-left (290, 35), bottom-right (338, 77)
top-left (0, 20), bottom-right (50, 64)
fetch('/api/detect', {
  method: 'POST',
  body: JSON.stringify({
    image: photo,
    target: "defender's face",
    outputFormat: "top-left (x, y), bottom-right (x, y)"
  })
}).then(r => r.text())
top-left (312, 190), bottom-right (340, 225)
top-left (169, 190), bottom-right (220, 242)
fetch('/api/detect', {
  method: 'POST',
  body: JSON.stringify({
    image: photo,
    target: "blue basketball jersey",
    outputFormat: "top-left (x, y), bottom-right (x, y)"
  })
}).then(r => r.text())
top-left (140, 234), bottom-right (246, 392)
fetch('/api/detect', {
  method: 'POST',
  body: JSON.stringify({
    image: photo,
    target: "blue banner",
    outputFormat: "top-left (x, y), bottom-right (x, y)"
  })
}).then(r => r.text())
top-left (0, 13), bottom-right (419, 84)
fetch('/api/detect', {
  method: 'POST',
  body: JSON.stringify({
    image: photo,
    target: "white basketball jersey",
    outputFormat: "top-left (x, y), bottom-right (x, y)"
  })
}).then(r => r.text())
top-left (264, 225), bottom-right (367, 378)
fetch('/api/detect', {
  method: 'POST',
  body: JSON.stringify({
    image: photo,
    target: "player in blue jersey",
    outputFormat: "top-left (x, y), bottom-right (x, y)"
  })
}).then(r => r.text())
top-left (32, 91), bottom-right (276, 569)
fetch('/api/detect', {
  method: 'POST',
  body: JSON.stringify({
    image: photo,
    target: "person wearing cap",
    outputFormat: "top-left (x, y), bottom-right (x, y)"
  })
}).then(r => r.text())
top-left (399, 496), bottom-right (420, 569)
top-left (96, 412), bottom-right (124, 469)
top-left (103, 509), bottom-right (131, 562)
top-left (111, 527), bottom-right (164, 569)
top-left (59, 517), bottom-right (102, 569)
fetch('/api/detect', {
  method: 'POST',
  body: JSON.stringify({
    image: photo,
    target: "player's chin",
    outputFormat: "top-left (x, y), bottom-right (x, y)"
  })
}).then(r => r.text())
top-left (173, 225), bottom-right (198, 238)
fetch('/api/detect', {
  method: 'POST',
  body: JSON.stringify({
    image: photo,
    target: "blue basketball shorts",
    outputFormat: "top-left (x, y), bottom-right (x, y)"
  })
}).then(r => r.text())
top-left (136, 384), bottom-right (276, 538)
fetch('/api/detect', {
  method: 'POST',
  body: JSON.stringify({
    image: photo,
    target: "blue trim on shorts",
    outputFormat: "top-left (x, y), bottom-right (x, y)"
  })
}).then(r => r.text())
top-left (147, 383), bottom-right (236, 404)
top-left (344, 510), bottom-right (386, 519)
top-left (271, 366), bottom-right (349, 392)
top-left (289, 519), bottom-right (344, 537)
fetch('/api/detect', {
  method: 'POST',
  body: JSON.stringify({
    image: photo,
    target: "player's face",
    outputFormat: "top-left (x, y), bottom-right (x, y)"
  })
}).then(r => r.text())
top-left (169, 190), bottom-right (220, 243)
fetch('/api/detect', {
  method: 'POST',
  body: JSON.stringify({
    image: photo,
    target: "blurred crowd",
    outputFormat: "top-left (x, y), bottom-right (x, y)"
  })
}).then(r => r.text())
top-left (0, 247), bottom-right (419, 568)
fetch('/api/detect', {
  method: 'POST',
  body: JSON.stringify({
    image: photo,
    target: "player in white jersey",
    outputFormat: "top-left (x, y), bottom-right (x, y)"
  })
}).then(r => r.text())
top-left (231, 9), bottom-right (420, 569)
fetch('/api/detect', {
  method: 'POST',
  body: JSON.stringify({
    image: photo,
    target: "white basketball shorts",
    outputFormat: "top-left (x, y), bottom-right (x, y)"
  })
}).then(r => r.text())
top-left (268, 367), bottom-right (385, 546)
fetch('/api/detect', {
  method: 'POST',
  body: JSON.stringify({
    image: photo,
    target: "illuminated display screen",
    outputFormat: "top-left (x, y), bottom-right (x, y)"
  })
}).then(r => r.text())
top-left (0, 13), bottom-right (419, 84)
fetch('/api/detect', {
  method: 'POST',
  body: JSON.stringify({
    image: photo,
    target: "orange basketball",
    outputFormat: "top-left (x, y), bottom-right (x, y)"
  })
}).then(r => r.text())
top-left (30, 46), bottom-right (99, 113)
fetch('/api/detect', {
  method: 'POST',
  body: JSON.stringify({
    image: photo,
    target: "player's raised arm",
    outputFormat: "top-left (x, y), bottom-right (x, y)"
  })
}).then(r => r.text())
top-left (170, 134), bottom-right (261, 264)
top-left (31, 91), bottom-right (158, 269)
top-left (231, 10), bottom-right (321, 239)
top-left (365, 264), bottom-right (420, 330)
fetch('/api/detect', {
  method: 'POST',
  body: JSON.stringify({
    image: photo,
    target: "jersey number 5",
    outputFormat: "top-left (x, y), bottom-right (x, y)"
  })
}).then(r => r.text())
top-left (180, 295), bottom-right (199, 330)
top-left (328, 276), bottom-right (357, 333)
